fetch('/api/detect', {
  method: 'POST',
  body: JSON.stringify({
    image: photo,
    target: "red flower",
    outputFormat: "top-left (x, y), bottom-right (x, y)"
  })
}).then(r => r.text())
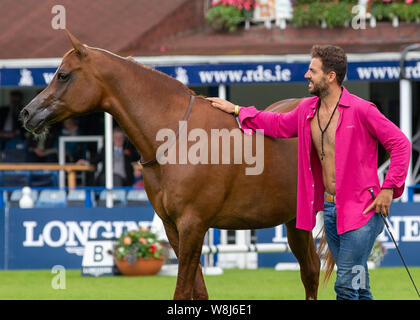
top-left (150, 244), bottom-right (157, 253)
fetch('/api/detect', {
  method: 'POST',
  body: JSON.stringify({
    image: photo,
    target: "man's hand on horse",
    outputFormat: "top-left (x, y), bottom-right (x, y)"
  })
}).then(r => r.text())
top-left (362, 188), bottom-right (394, 217)
top-left (207, 97), bottom-right (236, 114)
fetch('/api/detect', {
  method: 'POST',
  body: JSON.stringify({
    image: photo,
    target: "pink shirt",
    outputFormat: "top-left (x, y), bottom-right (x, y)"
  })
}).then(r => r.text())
top-left (238, 87), bottom-right (411, 234)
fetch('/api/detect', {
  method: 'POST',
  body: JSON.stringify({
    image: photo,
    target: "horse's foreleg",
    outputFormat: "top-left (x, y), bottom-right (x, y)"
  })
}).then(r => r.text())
top-left (163, 219), bottom-right (208, 300)
top-left (173, 215), bottom-right (207, 300)
top-left (193, 263), bottom-right (209, 300)
top-left (286, 219), bottom-right (320, 300)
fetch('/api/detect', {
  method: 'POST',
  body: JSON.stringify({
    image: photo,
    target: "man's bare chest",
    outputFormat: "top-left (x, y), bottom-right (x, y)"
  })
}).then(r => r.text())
top-left (310, 109), bottom-right (340, 154)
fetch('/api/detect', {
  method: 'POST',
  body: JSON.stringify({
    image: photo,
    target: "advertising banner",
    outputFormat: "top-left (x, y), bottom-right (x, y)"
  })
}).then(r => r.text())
top-left (257, 202), bottom-right (420, 267)
top-left (1, 60), bottom-right (419, 87)
top-left (2, 206), bottom-right (155, 270)
top-left (1, 203), bottom-right (419, 270)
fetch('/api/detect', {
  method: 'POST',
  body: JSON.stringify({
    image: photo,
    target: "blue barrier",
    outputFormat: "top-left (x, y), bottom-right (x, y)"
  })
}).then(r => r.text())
top-left (2, 185), bottom-right (418, 208)
top-left (408, 184), bottom-right (420, 202)
top-left (257, 202), bottom-right (420, 267)
top-left (0, 188), bottom-right (419, 270)
top-left (0, 186), bottom-right (146, 209)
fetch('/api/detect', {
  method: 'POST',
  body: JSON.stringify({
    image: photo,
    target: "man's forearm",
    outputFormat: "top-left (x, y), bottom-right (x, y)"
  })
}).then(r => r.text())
top-left (238, 106), bottom-right (299, 139)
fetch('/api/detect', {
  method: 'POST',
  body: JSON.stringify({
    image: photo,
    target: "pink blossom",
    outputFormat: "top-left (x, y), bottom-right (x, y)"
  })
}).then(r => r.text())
top-left (405, 0), bottom-right (413, 4)
top-left (212, 0), bottom-right (256, 10)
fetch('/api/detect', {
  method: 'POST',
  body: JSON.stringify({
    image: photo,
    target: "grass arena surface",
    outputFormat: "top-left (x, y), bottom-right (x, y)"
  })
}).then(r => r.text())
top-left (0, 267), bottom-right (418, 300)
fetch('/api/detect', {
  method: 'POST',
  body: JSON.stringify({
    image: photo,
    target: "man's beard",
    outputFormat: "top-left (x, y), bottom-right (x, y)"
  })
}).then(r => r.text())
top-left (308, 79), bottom-right (329, 99)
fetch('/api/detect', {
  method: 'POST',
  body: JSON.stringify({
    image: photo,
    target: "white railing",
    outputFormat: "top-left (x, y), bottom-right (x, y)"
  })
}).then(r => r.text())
top-left (378, 158), bottom-right (391, 185)
top-left (412, 131), bottom-right (420, 185)
top-left (58, 135), bottom-right (104, 188)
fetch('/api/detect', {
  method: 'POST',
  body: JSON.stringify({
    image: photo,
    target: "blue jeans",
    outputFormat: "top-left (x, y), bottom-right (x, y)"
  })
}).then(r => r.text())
top-left (323, 200), bottom-right (384, 300)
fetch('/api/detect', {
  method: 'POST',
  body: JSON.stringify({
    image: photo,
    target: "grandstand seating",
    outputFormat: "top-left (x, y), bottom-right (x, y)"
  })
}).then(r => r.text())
top-left (2, 139), bottom-right (27, 163)
top-left (97, 189), bottom-right (126, 207)
top-left (126, 189), bottom-right (149, 206)
top-left (1, 171), bottom-right (30, 187)
top-left (67, 189), bottom-right (91, 207)
top-left (4, 139), bottom-right (26, 150)
top-left (36, 190), bottom-right (67, 208)
top-left (2, 149), bottom-right (27, 162)
top-left (29, 170), bottom-right (58, 188)
top-left (0, 187), bottom-right (150, 208)
top-left (9, 189), bottom-right (39, 207)
top-left (0, 171), bottom-right (58, 188)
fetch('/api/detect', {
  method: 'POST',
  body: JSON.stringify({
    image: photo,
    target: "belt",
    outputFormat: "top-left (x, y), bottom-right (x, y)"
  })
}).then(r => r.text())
top-left (325, 192), bottom-right (336, 204)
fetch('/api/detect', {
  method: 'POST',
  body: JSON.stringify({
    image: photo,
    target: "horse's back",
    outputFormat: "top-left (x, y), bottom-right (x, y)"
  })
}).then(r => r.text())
top-left (265, 98), bottom-right (302, 113)
top-left (208, 97), bottom-right (302, 229)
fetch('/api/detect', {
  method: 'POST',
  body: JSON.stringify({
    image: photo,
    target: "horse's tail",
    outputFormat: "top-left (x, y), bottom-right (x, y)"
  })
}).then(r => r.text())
top-left (316, 225), bottom-right (335, 286)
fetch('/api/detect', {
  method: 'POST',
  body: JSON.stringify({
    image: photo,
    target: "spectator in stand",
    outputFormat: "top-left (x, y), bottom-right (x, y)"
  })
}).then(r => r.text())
top-left (78, 127), bottom-right (135, 186)
top-left (133, 166), bottom-right (144, 189)
top-left (61, 118), bottom-right (86, 163)
top-left (0, 90), bottom-right (25, 149)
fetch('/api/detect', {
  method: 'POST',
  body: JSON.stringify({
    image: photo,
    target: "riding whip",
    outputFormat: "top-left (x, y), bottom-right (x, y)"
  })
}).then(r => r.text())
top-left (369, 188), bottom-right (420, 299)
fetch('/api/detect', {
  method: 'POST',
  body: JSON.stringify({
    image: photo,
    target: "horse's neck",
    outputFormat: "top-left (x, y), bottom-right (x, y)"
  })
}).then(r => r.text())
top-left (100, 60), bottom-right (191, 163)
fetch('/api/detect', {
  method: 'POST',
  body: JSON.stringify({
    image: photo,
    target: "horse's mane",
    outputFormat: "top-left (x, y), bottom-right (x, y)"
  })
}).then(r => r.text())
top-left (88, 47), bottom-right (198, 97)
top-left (126, 56), bottom-right (198, 97)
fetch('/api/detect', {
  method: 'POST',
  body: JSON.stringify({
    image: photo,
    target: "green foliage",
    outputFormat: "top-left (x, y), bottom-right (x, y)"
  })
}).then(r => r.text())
top-left (293, 1), bottom-right (353, 28)
top-left (371, 2), bottom-right (420, 22)
top-left (205, 4), bottom-right (244, 33)
top-left (370, 2), bottom-right (388, 20)
top-left (292, 2), bottom-right (327, 27)
top-left (323, 2), bottom-right (353, 28)
top-left (294, 0), bottom-right (357, 4)
top-left (393, 3), bottom-right (420, 21)
top-left (293, 0), bottom-right (420, 28)
top-left (0, 268), bottom-right (419, 299)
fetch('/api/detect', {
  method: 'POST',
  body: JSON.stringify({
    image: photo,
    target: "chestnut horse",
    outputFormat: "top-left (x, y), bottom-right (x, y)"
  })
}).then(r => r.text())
top-left (20, 31), bottom-right (320, 300)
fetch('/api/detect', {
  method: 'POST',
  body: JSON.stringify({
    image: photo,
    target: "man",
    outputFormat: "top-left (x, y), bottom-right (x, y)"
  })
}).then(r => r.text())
top-left (207, 45), bottom-right (411, 300)
top-left (78, 127), bottom-right (135, 186)
top-left (0, 90), bottom-right (25, 148)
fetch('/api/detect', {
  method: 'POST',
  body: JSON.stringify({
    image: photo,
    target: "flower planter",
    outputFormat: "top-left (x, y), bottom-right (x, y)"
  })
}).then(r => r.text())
top-left (115, 257), bottom-right (165, 276)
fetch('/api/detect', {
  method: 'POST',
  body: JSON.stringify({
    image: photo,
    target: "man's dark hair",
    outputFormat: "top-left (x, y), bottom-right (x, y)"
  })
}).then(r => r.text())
top-left (310, 45), bottom-right (347, 86)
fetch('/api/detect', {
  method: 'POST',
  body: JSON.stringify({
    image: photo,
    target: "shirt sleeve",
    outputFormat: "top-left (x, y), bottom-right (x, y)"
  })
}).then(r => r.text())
top-left (363, 103), bottom-right (411, 199)
top-left (237, 105), bottom-right (299, 138)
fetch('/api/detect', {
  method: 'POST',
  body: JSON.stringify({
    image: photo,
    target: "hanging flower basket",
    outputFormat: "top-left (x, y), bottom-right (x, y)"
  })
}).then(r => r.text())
top-left (205, 0), bottom-right (257, 33)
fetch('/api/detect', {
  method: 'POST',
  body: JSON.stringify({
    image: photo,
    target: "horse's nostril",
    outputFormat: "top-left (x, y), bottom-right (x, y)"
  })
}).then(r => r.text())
top-left (20, 109), bottom-right (29, 122)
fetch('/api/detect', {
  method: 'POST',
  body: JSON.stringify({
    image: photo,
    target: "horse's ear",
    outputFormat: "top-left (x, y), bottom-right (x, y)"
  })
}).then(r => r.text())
top-left (65, 29), bottom-right (88, 57)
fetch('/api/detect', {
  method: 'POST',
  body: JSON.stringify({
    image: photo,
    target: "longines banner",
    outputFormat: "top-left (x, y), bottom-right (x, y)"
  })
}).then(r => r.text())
top-left (0, 202), bottom-right (419, 270)
top-left (1, 207), bottom-right (155, 270)
top-left (1, 60), bottom-right (420, 87)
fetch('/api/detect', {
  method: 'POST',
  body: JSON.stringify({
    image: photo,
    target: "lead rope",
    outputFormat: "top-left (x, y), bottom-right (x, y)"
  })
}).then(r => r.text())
top-left (316, 90), bottom-right (342, 160)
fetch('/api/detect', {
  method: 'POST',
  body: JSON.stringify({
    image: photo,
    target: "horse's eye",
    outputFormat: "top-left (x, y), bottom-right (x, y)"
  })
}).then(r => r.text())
top-left (57, 72), bottom-right (70, 82)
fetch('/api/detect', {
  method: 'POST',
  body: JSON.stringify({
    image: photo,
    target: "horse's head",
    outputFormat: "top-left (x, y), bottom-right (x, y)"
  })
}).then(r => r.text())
top-left (20, 30), bottom-right (103, 134)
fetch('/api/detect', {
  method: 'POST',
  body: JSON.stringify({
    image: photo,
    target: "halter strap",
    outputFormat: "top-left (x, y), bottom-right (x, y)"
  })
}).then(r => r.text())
top-left (138, 95), bottom-right (196, 167)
